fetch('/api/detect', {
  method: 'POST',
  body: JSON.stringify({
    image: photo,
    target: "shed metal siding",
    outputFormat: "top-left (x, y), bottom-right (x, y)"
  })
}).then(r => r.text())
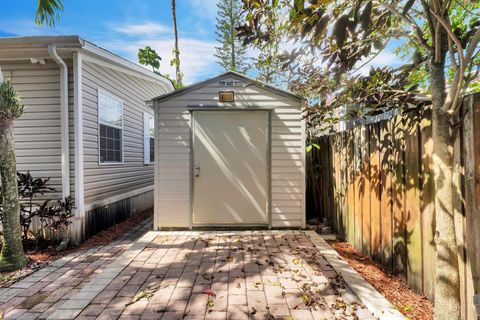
top-left (1, 60), bottom-right (63, 200)
top-left (82, 60), bottom-right (169, 205)
top-left (154, 76), bottom-right (304, 228)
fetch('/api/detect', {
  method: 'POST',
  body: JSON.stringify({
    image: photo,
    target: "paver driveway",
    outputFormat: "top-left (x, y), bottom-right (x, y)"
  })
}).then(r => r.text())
top-left (0, 221), bottom-right (375, 320)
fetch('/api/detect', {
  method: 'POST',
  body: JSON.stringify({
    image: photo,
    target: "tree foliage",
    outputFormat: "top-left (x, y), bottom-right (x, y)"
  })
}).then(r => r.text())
top-left (138, 46), bottom-right (162, 73)
top-left (138, 46), bottom-right (183, 89)
top-left (238, 0), bottom-right (480, 120)
top-left (215, 0), bottom-right (249, 73)
top-left (240, 0), bottom-right (290, 85)
top-left (0, 80), bottom-right (24, 119)
top-left (35, 0), bottom-right (64, 27)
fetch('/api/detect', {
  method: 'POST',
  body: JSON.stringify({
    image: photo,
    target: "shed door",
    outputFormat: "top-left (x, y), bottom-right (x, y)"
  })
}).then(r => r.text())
top-left (193, 111), bottom-right (269, 225)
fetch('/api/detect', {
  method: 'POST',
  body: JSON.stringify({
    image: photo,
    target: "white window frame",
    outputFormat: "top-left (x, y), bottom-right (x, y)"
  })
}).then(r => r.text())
top-left (218, 79), bottom-right (242, 86)
top-left (97, 88), bottom-right (124, 165)
top-left (144, 112), bottom-right (155, 165)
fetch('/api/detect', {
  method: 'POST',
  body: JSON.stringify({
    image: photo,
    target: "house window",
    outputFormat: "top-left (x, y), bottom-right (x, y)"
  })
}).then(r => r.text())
top-left (144, 113), bottom-right (155, 164)
top-left (98, 90), bottom-right (123, 163)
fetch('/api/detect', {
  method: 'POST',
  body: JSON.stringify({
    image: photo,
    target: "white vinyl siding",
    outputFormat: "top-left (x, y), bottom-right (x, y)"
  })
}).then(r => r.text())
top-left (154, 75), bottom-right (304, 228)
top-left (82, 60), bottom-right (169, 204)
top-left (1, 60), bottom-right (63, 200)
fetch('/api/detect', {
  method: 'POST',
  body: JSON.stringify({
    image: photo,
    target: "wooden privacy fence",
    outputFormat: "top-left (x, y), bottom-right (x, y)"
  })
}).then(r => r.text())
top-left (308, 94), bottom-right (480, 320)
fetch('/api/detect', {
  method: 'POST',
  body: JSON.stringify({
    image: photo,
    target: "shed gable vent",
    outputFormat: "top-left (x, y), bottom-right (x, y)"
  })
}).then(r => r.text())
top-left (218, 79), bottom-right (241, 86)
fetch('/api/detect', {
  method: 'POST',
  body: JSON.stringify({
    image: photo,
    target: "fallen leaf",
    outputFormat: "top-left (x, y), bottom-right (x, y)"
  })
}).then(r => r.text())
top-left (202, 289), bottom-right (217, 297)
top-left (126, 282), bottom-right (162, 306)
top-left (207, 298), bottom-right (215, 309)
top-left (202, 273), bottom-right (213, 281)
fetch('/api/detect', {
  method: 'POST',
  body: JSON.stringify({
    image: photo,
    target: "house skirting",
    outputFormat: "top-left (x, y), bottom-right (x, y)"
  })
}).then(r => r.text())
top-left (80, 189), bottom-right (153, 241)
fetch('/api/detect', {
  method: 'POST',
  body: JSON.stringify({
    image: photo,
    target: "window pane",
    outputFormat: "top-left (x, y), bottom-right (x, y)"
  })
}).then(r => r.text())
top-left (99, 95), bottom-right (107, 122)
top-left (99, 92), bottom-right (122, 127)
top-left (150, 137), bottom-right (155, 162)
top-left (99, 124), bottom-right (122, 163)
top-left (149, 117), bottom-right (154, 137)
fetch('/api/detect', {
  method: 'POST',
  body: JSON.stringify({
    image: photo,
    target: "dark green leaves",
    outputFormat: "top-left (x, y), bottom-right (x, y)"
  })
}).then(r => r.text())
top-left (333, 14), bottom-right (349, 49)
top-left (138, 46), bottom-right (162, 73)
top-left (313, 15), bottom-right (330, 44)
top-left (359, 1), bottom-right (372, 31)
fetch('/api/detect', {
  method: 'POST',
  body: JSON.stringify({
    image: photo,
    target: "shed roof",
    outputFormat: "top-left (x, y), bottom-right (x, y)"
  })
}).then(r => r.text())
top-left (152, 70), bottom-right (303, 102)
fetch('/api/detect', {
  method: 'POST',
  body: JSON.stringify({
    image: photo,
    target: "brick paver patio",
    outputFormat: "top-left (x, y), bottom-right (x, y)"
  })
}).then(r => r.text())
top-left (0, 221), bottom-right (375, 319)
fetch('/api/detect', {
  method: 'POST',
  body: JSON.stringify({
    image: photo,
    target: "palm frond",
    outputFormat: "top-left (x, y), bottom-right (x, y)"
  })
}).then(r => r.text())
top-left (35, 0), bottom-right (64, 27)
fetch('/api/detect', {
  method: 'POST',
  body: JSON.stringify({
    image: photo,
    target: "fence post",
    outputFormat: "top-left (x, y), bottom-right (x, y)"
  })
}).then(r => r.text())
top-left (463, 94), bottom-right (480, 319)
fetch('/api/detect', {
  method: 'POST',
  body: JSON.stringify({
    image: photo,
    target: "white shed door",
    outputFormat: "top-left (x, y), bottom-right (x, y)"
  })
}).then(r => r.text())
top-left (193, 111), bottom-right (268, 225)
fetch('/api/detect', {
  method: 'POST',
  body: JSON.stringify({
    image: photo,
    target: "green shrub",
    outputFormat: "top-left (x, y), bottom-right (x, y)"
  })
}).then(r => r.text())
top-left (0, 171), bottom-right (73, 240)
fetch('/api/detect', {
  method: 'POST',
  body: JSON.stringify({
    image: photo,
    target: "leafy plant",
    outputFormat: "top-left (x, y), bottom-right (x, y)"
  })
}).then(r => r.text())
top-left (138, 46), bottom-right (162, 73)
top-left (138, 46), bottom-right (184, 89)
top-left (0, 171), bottom-right (73, 240)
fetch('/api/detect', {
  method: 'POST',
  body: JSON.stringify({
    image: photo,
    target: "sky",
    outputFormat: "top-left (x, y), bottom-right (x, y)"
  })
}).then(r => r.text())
top-left (0, 0), bottom-right (403, 85)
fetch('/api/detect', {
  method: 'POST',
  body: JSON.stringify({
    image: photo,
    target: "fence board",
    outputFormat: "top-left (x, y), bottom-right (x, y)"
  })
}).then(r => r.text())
top-left (332, 135), bottom-right (339, 234)
top-left (339, 132), bottom-right (347, 240)
top-left (392, 115), bottom-right (407, 280)
top-left (361, 126), bottom-right (372, 255)
top-left (464, 95), bottom-right (479, 320)
top-left (454, 128), bottom-right (467, 320)
top-left (354, 127), bottom-right (363, 251)
top-left (380, 120), bottom-right (393, 270)
top-left (347, 130), bottom-right (355, 244)
top-left (404, 112), bottom-right (423, 292)
top-left (420, 109), bottom-right (435, 301)
top-left (370, 123), bottom-right (382, 262)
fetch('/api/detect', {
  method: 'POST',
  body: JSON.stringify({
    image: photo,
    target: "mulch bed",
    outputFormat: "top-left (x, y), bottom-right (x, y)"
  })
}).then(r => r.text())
top-left (327, 240), bottom-right (434, 320)
top-left (0, 209), bottom-right (153, 287)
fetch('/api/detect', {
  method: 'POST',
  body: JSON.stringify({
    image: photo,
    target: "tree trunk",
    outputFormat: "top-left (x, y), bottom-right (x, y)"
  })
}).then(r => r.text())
top-left (430, 61), bottom-right (461, 320)
top-left (171, 0), bottom-right (182, 85)
top-left (230, 0), bottom-right (236, 71)
top-left (0, 117), bottom-right (28, 271)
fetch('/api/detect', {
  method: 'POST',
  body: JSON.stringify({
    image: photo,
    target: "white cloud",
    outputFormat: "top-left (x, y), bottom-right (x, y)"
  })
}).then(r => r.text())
top-left (100, 37), bottom-right (218, 84)
top-left (113, 22), bottom-right (170, 37)
top-left (189, 0), bottom-right (220, 20)
top-left (0, 19), bottom-right (62, 36)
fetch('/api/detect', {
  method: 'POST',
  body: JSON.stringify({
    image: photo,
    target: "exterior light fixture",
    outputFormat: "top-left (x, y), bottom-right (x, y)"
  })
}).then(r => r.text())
top-left (219, 91), bottom-right (234, 102)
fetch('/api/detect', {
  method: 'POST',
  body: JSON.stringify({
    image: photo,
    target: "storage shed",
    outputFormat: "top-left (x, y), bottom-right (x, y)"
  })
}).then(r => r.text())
top-left (152, 71), bottom-right (305, 229)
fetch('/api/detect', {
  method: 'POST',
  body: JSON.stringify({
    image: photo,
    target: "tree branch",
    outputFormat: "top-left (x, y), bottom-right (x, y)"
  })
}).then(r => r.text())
top-left (421, 0), bottom-right (437, 44)
top-left (380, 3), bottom-right (432, 52)
top-left (465, 26), bottom-right (480, 64)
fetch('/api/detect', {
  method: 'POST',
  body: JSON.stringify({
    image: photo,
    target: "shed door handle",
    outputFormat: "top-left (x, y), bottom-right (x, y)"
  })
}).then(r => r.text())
top-left (195, 167), bottom-right (200, 177)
